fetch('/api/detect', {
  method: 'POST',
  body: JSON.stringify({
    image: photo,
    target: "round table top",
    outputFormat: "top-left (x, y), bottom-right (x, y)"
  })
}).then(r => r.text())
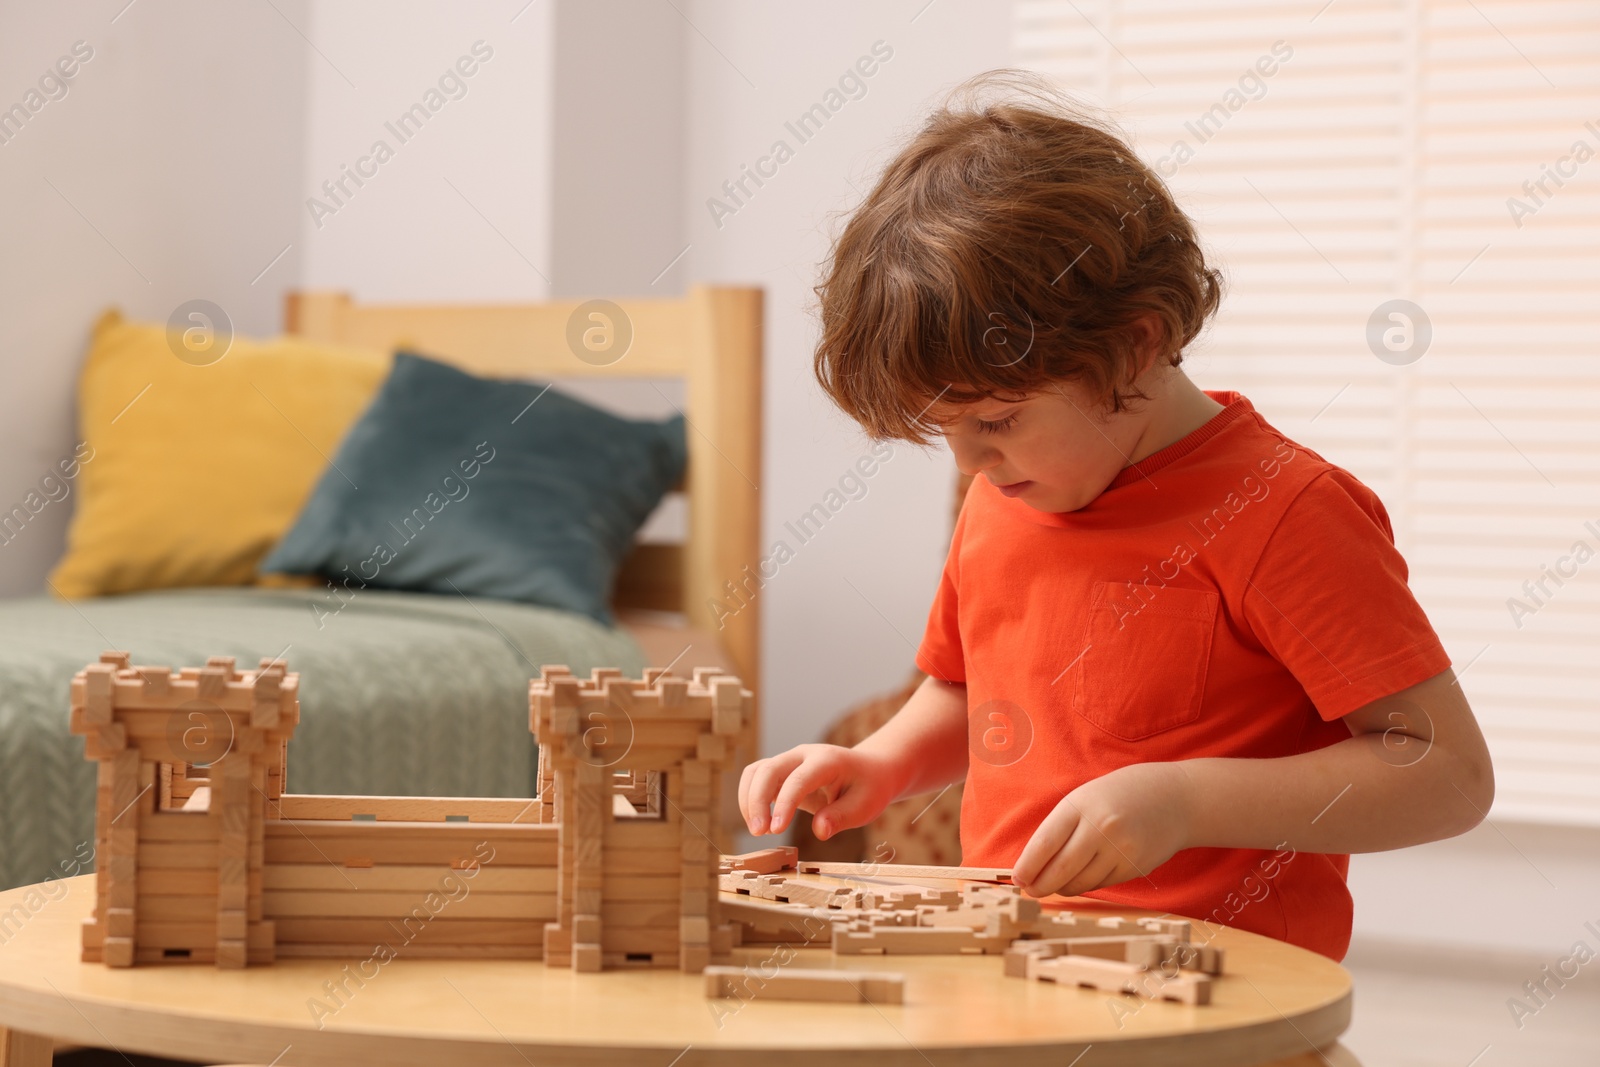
top-left (0, 875), bottom-right (1350, 1067)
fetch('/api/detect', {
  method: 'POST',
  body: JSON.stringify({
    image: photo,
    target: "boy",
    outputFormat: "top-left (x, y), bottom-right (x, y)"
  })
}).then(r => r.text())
top-left (738, 73), bottom-right (1494, 960)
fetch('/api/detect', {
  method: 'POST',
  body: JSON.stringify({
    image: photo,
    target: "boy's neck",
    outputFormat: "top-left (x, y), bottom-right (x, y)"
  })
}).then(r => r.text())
top-left (1124, 369), bottom-right (1227, 466)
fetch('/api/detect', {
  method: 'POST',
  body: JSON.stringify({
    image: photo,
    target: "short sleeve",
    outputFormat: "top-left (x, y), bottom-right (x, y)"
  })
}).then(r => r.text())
top-left (915, 487), bottom-right (970, 685)
top-left (1243, 469), bottom-right (1451, 720)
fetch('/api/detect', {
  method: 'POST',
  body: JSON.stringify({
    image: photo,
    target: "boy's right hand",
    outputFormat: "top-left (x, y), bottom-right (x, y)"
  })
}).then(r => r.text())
top-left (737, 744), bottom-right (903, 840)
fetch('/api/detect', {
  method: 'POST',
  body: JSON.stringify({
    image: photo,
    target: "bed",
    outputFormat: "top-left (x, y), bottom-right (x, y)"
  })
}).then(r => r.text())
top-left (0, 285), bottom-right (762, 892)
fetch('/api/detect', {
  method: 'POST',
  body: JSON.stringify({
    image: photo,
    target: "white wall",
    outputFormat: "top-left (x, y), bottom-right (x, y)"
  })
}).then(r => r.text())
top-left (682, 0), bottom-right (1013, 757)
top-left (550, 1), bottom-right (686, 298)
top-left (1351, 819), bottom-right (1600, 956)
top-left (0, 0), bottom-right (310, 595)
top-left (299, 0), bottom-right (555, 301)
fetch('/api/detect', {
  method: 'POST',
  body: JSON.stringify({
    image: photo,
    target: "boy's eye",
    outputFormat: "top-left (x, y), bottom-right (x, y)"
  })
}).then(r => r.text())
top-left (976, 414), bottom-right (1017, 435)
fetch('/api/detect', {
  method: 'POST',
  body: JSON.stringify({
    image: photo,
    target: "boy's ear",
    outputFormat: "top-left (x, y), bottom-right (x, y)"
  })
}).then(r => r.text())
top-left (1125, 312), bottom-right (1170, 382)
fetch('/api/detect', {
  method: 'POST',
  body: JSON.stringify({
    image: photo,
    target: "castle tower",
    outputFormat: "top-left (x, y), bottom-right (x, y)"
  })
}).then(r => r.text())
top-left (530, 665), bottom-right (749, 972)
top-left (69, 651), bottom-right (297, 968)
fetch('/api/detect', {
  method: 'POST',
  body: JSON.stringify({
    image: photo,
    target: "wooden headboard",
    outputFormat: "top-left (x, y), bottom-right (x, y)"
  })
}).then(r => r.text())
top-left (282, 286), bottom-right (764, 702)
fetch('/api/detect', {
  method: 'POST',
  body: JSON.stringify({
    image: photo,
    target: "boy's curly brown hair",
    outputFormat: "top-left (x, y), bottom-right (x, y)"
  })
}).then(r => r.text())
top-left (812, 69), bottom-right (1224, 444)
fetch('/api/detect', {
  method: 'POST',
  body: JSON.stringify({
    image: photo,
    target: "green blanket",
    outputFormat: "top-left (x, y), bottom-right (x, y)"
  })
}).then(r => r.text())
top-left (0, 587), bottom-right (644, 891)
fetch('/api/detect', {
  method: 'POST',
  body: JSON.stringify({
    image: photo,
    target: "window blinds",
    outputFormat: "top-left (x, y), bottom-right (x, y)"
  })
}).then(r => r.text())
top-left (1014, 0), bottom-right (1600, 825)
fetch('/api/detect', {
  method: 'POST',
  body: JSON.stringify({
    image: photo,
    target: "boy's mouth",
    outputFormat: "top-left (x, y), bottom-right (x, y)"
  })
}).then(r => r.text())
top-left (992, 479), bottom-right (1032, 498)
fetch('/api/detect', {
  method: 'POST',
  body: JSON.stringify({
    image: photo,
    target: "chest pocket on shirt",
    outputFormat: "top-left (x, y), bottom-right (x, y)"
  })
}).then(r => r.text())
top-left (1071, 582), bottom-right (1219, 741)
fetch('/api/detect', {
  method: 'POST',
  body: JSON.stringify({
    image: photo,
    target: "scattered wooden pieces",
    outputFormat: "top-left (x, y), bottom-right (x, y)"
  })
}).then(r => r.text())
top-left (704, 965), bottom-right (905, 1004)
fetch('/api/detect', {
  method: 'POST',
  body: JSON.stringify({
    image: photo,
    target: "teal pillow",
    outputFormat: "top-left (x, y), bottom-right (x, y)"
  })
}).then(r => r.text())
top-left (261, 352), bottom-right (686, 625)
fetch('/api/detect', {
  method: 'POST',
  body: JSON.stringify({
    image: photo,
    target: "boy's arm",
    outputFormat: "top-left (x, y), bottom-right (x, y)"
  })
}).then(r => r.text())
top-left (1012, 667), bottom-right (1495, 897)
top-left (853, 675), bottom-right (970, 799)
top-left (740, 675), bottom-right (968, 838)
top-left (1181, 666), bottom-right (1494, 851)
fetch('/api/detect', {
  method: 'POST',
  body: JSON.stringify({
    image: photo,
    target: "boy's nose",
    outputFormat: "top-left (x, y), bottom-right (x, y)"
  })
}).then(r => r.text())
top-left (948, 436), bottom-right (1000, 476)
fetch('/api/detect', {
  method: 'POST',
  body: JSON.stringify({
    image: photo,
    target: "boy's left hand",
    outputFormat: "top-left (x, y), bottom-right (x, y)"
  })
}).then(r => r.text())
top-left (1010, 761), bottom-right (1193, 898)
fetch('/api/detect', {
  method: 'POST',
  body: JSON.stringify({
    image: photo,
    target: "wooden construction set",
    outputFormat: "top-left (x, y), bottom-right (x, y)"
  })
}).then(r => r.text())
top-left (70, 652), bottom-right (1225, 1010)
top-left (710, 852), bottom-right (1223, 1005)
top-left (70, 653), bottom-right (749, 972)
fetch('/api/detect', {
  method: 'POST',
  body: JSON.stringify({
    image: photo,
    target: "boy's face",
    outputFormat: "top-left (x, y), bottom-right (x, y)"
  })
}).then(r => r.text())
top-left (931, 381), bottom-right (1149, 513)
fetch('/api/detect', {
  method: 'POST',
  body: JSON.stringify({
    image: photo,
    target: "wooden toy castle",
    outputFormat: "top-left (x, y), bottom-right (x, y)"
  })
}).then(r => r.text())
top-left (70, 652), bottom-right (749, 971)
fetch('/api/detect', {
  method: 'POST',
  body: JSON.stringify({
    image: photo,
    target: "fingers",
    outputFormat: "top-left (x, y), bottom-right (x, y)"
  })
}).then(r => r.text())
top-left (810, 782), bottom-right (882, 840)
top-left (737, 759), bottom-right (758, 831)
top-left (768, 754), bottom-right (846, 835)
top-left (1057, 851), bottom-right (1123, 898)
top-left (739, 749), bottom-right (807, 834)
top-left (1024, 815), bottom-right (1118, 898)
top-left (1012, 800), bottom-right (1081, 893)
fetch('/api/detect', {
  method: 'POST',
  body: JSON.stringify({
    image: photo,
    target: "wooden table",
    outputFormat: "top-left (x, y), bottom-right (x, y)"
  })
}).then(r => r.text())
top-left (0, 875), bottom-right (1357, 1067)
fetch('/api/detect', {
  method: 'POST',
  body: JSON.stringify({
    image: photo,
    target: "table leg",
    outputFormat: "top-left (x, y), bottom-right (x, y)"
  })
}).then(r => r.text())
top-left (0, 1028), bottom-right (52, 1067)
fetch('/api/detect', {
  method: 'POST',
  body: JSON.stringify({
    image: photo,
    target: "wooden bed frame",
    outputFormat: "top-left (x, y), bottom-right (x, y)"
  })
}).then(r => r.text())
top-left (282, 286), bottom-right (763, 708)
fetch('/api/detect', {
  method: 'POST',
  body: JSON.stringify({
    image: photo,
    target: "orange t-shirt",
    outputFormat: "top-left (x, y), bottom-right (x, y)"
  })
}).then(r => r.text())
top-left (915, 390), bottom-right (1451, 961)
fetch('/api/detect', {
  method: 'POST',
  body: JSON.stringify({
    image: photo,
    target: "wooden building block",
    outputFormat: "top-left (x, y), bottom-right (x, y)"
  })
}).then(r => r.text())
top-left (859, 884), bottom-right (964, 911)
top-left (217, 909), bottom-right (248, 941)
top-left (720, 846), bottom-right (799, 875)
top-left (196, 665), bottom-right (229, 701)
top-left (746, 875), bottom-right (791, 901)
top-left (251, 667), bottom-right (282, 729)
top-left (105, 907), bottom-right (135, 938)
top-left (719, 870), bottom-right (762, 895)
top-left (82, 662), bottom-right (116, 725)
top-left (1143, 917), bottom-right (1193, 943)
top-left (720, 898), bottom-right (838, 945)
top-left (103, 936), bottom-right (134, 967)
top-left (1007, 935), bottom-right (1183, 970)
top-left (917, 895), bottom-right (1040, 930)
top-left (216, 938), bottom-right (247, 969)
top-left (1028, 953), bottom-right (1212, 1005)
top-left (679, 856), bottom-right (712, 888)
top-left (777, 881), bottom-right (855, 909)
top-left (599, 678), bottom-right (634, 713)
top-left (797, 861), bottom-right (1014, 883)
top-left (704, 965), bottom-right (906, 1004)
top-left (832, 922), bottom-right (1008, 956)
top-left (1173, 942), bottom-right (1226, 975)
top-left (136, 666), bottom-right (173, 699)
top-left (1004, 940), bottom-right (1056, 978)
top-left (710, 677), bottom-right (743, 735)
top-left (657, 676), bottom-right (688, 708)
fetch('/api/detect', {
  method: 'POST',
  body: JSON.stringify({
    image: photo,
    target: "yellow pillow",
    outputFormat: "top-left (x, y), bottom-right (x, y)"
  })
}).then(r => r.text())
top-left (50, 309), bottom-right (391, 597)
